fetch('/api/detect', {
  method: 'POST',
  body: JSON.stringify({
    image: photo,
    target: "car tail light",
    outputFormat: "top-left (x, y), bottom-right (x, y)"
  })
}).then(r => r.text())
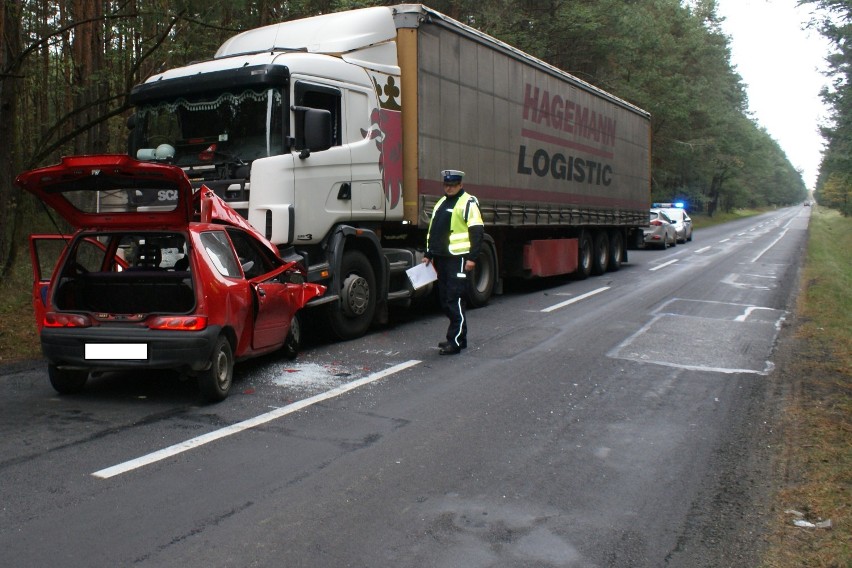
top-left (147, 316), bottom-right (208, 331)
top-left (44, 312), bottom-right (91, 328)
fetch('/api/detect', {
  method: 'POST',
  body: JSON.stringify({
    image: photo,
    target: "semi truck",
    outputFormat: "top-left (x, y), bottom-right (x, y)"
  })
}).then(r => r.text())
top-left (127, 4), bottom-right (651, 340)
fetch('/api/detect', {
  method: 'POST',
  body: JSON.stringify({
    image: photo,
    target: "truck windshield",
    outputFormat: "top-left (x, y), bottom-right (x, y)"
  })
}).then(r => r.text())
top-left (133, 88), bottom-right (285, 168)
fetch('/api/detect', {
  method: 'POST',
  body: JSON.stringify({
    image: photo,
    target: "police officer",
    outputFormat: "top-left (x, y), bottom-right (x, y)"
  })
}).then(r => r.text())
top-left (423, 170), bottom-right (484, 355)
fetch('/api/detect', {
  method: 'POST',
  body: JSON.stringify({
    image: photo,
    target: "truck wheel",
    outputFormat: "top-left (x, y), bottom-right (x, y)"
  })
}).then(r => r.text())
top-left (198, 335), bottom-right (233, 403)
top-left (48, 365), bottom-right (89, 394)
top-left (608, 231), bottom-right (624, 271)
top-left (575, 231), bottom-right (593, 280)
top-left (467, 242), bottom-right (496, 308)
top-left (591, 231), bottom-right (609, 275)
top-left (282, 313), bottom-right (301, 360)
top-left (327, 250), bottom-right (376, 340)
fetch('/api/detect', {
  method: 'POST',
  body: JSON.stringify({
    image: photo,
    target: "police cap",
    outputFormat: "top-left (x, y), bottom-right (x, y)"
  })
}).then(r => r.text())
top-left (441, 169), bottom-right (465, 184)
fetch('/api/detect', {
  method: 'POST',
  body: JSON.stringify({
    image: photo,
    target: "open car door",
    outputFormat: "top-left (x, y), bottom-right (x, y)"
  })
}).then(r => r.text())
top-left (29, 235), bottom-right (72, 331)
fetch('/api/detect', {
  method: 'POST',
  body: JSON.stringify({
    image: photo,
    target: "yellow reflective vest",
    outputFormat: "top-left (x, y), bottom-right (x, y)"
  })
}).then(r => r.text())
top-left (427, 192), bottom-right (484, 256)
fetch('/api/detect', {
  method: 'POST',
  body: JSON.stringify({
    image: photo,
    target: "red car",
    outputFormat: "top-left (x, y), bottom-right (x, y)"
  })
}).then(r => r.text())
top-left (16, 155), bottom-right (324, 402)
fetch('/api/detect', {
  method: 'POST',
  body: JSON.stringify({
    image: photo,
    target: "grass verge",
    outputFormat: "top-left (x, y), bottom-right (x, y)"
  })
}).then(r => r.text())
top-left (0, 246), bottom-right (40, 363)
top-left (762, 206), bottom-right (851, 567)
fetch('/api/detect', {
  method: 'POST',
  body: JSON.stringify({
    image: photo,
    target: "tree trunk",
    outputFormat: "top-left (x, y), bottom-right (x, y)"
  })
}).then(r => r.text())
top-left (0, 0), bottom-right (24, 278)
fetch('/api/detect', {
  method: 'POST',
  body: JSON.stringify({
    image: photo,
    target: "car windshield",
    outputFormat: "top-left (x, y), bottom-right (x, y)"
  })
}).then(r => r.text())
top-left (134, 88), bottom-right (286, 167)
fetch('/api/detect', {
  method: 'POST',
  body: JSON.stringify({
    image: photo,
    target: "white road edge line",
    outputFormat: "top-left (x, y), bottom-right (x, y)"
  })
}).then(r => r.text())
top-left (541, 286), bottom-right (610, 313)
top-left (649, 259), bottom-right (679, 272)
top-left (92, 359), bottom-right (422, 479)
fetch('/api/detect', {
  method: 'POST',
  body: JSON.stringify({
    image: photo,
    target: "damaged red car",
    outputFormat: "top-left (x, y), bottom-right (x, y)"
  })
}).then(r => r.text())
top-left (16, 155), bottom-right (324, 402)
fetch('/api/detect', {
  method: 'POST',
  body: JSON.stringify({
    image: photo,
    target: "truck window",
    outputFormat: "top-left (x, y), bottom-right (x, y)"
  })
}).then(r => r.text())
top-left (295, 82), bottom-right (342, 147)
top-left (134, 88), bottom-right (285, 167)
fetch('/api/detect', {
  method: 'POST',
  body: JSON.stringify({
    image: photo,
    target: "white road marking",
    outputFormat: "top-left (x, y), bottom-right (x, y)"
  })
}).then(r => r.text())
top-left (751, 227), bottom-right (789, 263)
top-left (695, 246), bottom-right (711, 253)
top-left (92, 360), bottom-right (422, 479)
top-left (649, 259), bottom-right (679, 271)
top-left (540, 287), bottom-right (609, 313)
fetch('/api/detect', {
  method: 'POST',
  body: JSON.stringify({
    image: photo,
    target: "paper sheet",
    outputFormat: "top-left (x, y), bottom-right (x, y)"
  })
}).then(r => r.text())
top-left (406, 262), bottom-right (438, 290)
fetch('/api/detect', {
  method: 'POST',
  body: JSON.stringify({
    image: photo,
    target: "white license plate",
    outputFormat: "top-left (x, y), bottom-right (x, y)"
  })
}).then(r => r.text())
top-left (85, 343), bottom-right (148, 360)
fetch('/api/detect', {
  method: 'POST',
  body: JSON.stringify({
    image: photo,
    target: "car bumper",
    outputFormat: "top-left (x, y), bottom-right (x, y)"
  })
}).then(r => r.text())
top-left (41, 325), bottom-right (223, 372)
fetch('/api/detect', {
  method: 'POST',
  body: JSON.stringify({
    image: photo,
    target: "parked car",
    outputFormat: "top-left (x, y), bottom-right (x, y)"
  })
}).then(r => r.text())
top-left (16, 155), bottom-right (325, 402)
top-left (661, 206), bottom-right (693, 243)
top-left (644, 209), bottom-right (677, 249)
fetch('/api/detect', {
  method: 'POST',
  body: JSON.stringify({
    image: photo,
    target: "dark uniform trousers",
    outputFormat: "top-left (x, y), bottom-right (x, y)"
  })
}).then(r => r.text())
top-left (433, 255), bottom-right (468, 348)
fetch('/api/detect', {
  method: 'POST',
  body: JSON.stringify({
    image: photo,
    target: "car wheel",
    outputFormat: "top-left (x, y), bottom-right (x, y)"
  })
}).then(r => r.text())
top-left (198, 335), bottom-right (233, 403)
top-left (48, 365), bottom-right (89, 394)
top-left (282, 313), bottom-right (301, 360)
top-left (327, 250), bottom-right (376, 340)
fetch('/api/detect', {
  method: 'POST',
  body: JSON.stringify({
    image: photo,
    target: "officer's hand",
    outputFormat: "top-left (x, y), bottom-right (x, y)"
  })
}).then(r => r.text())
top-left (464, 260), bottom-right (476, 272)
top-left (422, 257), bottom-right (431, 265)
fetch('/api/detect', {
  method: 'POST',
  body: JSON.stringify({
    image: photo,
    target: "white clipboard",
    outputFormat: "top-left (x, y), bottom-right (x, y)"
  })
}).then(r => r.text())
top-left (406, 262), bottom-right (438, 290)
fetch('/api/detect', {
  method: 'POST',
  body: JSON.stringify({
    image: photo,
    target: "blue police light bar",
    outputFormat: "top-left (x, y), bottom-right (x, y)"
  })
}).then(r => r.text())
top-left (652, 202), bottom-right (686, 209)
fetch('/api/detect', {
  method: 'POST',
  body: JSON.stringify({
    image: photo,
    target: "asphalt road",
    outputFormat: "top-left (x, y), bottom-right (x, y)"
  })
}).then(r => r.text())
top-left (0, 206), bottom-right (809, 567)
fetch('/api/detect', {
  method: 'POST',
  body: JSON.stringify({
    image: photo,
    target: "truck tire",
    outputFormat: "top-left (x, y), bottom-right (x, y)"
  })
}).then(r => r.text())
top-left (467, 241), bottom-right (496, 308)
top-left (591, 231), bottom-right (609, 275)
top-left (575, 231), bottom-right (593, 280)
top-left (327, 250), bottom-right (376, 340)
top-left (198, 335), bottom-right (233, 403)
top-left (48, 365), bottom-right (88, 394)
top-left (608, 231), bottom-right (624, 271)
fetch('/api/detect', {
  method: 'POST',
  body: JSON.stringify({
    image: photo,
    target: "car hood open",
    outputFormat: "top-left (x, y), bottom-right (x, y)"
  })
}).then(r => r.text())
top-left (15, 155), bottom-right (195, 229)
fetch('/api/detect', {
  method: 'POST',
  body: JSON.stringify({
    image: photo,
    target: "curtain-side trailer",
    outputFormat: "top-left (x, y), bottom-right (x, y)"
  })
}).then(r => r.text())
top-left (128, 4), bottom-right (651, 340)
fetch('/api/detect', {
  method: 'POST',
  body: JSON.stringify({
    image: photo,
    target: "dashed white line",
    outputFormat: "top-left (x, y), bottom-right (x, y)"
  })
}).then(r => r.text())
top-left (541, 286), bottom-right (610, 313)
top-left (92, 360), bottom-right (422, 479)
top-left (695, 246), bottom-right (711, 253)
top-left (649, 259), bottom-right (679, 272)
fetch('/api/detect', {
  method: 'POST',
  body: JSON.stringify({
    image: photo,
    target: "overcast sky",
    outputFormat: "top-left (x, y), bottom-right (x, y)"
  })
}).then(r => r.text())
top-left (715, 0), bottom-right (832, 189)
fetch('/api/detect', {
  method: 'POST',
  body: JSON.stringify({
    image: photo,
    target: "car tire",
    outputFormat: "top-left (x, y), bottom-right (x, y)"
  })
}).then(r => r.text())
top-left (327, 250), bottom-right (376, 340)
top-left (282, 313), bottom-right (301, 360)
top-left (48, 365), bottom-right (89, 394)
top-left (198, 335), bottom-right (234, 403)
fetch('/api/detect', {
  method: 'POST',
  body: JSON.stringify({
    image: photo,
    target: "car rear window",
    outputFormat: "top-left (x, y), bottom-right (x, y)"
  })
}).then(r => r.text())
top-left (49, 176), bottom-right (181, 214)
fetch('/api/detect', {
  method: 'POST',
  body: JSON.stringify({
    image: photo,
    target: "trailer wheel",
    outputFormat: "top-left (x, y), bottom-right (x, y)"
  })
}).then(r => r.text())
top-left (198, 335), bottom-right (233, 403)
top-left (467, 241), bottom-right (496, 308)
top-left (575, 231), bottom-right (593, 280)
top-left (591, 231), bottom-right (609, 276)
top-left (327, 250), bottom-right (376, 340)
top-left (48, 365), bottom-right (89, 394)
top-left (608, 231), bottom-right (624, 272)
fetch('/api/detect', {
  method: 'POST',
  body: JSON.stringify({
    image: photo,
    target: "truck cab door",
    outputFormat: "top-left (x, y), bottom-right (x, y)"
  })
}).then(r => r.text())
top-left (291, 79), bottom-right (353, 243)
